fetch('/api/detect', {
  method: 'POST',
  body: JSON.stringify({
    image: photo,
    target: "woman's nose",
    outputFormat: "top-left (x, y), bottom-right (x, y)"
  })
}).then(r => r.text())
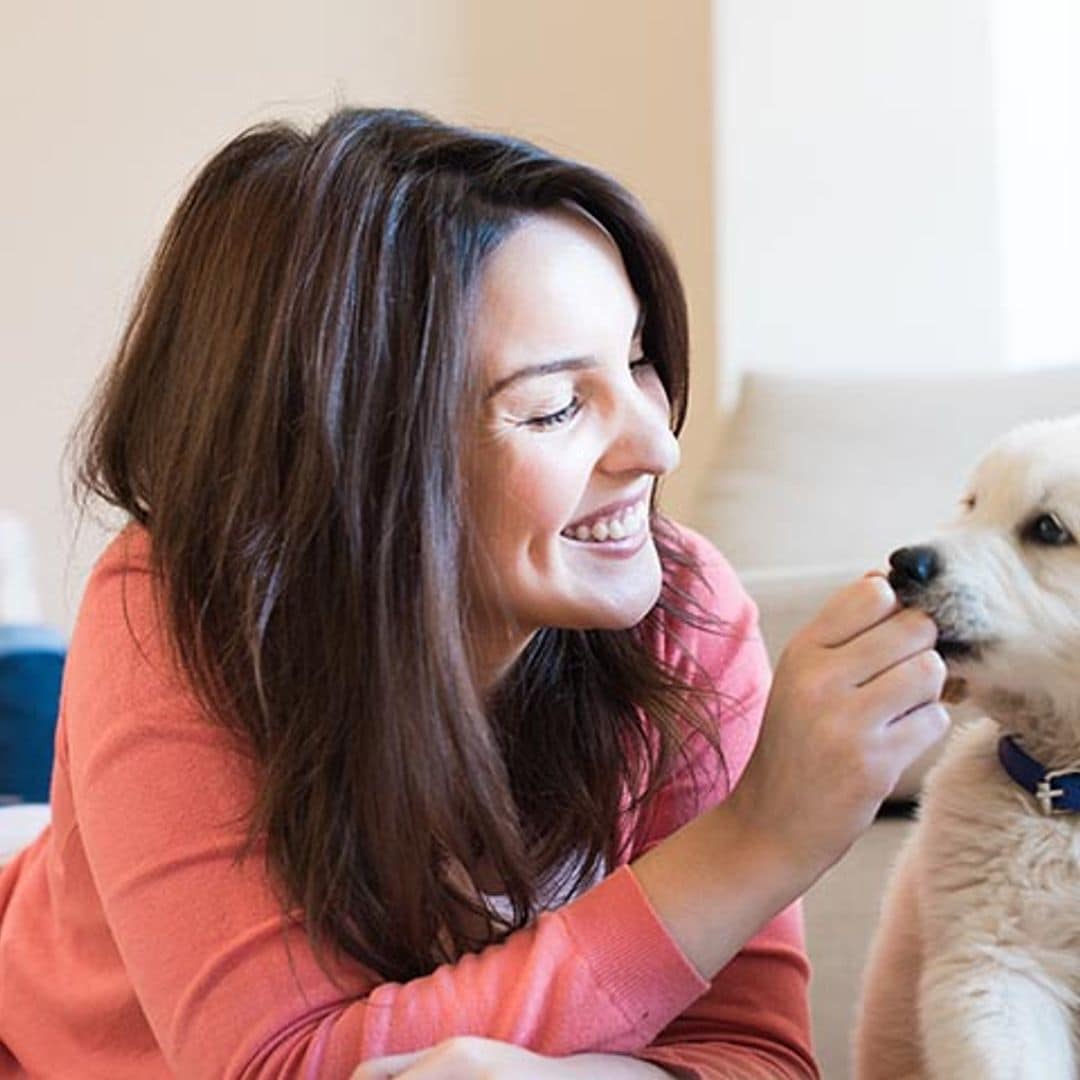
top-left (603, 383), bottom-right (680, 479)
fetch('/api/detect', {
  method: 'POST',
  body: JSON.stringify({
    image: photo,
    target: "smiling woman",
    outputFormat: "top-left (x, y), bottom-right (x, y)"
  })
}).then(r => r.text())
top-left (0, 107), bottom-right (949, 1080)
top-left (465, 210), bottom-right (680, 684)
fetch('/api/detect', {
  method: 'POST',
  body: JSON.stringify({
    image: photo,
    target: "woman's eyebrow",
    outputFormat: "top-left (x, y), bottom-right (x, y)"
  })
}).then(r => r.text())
top-left (484, 356), bottom-right (597, 401)
top-left (483, 307), bottom-right (645, 401)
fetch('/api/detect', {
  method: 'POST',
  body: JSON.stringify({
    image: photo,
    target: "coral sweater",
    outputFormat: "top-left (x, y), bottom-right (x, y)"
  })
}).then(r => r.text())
top-left (0, 525), bottom-right (817, 1078)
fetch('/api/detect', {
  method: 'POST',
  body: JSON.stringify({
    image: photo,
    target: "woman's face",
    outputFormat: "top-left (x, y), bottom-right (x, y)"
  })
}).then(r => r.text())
top-left (465, 210), bottom-right (680, 685)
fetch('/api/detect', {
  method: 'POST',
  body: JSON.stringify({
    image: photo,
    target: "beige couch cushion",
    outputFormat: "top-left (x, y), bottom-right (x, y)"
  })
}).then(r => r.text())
top-left (697, 363), bottom-right (1080, 574)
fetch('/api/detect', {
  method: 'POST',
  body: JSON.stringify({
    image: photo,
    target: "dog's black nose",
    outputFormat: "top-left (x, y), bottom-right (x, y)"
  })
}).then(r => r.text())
top-left (888, 545), bottom-right (941, 589)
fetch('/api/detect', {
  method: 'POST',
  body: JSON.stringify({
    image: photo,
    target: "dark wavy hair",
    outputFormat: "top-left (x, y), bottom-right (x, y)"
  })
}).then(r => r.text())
top-left (75, 106), bottom-right (723, 983)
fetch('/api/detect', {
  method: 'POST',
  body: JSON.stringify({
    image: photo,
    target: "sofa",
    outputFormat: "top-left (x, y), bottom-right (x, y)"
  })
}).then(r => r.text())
top-left (691, 361), bottom-right (1080, 1078)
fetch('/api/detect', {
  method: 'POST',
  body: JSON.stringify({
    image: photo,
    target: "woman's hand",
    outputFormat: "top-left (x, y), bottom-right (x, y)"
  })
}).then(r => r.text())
top-left (351, 1037), bottom-right (672, 1079)
top-left (730, 572), bottom-right (947, 882)
top-left (631, 573), bottom-right (948, 980)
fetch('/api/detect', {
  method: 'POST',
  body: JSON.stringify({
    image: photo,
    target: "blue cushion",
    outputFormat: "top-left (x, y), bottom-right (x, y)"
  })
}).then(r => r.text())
top-left (0, 626), bottom-right (65, 804)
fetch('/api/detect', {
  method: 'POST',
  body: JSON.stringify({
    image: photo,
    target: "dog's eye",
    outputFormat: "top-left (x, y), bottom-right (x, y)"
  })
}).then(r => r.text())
top-left (961, 494), bottom-right (976, 512)
top-left (1022, 512), bottom-right (1075, 547)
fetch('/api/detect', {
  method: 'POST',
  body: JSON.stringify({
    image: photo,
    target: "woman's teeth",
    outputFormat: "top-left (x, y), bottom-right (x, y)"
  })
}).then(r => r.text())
top-left (562, 501), bottom-right (649, 543)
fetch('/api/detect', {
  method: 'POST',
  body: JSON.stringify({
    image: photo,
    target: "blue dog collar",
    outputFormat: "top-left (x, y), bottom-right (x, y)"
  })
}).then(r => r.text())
top-left (997, 735), bottom-right (1080, 815)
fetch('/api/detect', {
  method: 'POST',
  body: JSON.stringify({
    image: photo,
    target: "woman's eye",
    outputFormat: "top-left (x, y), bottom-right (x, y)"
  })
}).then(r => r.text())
top-left (1023, 512), bottom-right (1075, 547)
top-left (630, 356), bottom-right (655, 375)
top-left (525, 397), bottom-right (581, 430)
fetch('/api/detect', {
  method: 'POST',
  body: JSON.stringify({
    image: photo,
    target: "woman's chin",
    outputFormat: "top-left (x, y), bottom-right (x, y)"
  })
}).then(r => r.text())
top-left (572, 577), bottom-right (664, 631)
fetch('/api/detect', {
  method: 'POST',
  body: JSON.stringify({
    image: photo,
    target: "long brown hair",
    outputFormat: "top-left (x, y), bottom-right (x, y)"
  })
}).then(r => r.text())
top-left (76, 107), bottom-right (724, 982)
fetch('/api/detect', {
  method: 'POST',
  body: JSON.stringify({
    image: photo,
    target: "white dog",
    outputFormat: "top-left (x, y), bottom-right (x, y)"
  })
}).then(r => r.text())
top-left (852, 414), bottom-right (1080, 1080)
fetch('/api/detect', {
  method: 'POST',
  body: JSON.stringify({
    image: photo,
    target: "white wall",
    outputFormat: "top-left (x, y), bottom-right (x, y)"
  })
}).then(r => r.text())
top-left (2, 0), bottom-right (716, 629)
top-left (993, 0), bottom-right (1080, 370)
top-left (714, 0), bottom-right (1005, 391)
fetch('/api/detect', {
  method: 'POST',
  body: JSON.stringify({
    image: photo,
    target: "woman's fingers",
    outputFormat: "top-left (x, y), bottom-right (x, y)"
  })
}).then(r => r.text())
top-left (794, 574), bottom-right (943, 700)
top-left (844, 607), bottom-right (940, 689)
top-left (882, 700), bottom-right (952, 759)
top-left (800, 574), bottom-right (899, 649)
top-left (856, 647), bottom-right (948, 726)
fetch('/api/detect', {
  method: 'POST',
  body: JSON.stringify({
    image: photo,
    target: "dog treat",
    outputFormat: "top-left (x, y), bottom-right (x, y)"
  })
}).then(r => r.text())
top-left (941, 676), bottom-right (968, 705)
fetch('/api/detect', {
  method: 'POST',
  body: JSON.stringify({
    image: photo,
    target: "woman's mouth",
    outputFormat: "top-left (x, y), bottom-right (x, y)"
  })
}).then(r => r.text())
top-left (560, 497), bottom-right (649, 544)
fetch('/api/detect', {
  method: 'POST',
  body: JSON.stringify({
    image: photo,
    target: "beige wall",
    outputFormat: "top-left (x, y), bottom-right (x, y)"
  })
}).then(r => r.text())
top-left (2, 0), bottom-right (717, 629)
top-left (457, 0), bottom-right (717, 526)
top-left (715, 0), bottom-right (1003, 379)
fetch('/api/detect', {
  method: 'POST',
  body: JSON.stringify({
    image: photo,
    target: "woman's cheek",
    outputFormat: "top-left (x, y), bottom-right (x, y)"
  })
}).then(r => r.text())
top-left (506, 445), bottom-right (576, 526)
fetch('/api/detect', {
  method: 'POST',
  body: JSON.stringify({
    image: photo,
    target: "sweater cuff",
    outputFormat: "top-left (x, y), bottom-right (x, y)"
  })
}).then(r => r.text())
top-left (559, 864), bottom-right (709, 1043)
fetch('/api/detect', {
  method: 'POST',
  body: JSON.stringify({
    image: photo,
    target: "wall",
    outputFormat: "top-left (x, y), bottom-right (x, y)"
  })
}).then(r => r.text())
top-left (714, 0), bottom-right (1004, 388)
top-left (2, 1), bottom-right (716, 629)
top-left (457, 0), bottom-right (716, 534)
top-left (993, 0), bottom-right (1080, 369)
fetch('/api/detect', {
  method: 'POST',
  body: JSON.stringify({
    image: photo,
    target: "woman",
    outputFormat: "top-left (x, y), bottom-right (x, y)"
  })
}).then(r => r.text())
top-left (0, 108), bottom-right (947, 1078)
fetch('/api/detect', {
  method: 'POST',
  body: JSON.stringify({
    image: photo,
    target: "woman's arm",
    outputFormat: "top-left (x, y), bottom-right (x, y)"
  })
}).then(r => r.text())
top-left (623, 531), bottom-right (948, 1078)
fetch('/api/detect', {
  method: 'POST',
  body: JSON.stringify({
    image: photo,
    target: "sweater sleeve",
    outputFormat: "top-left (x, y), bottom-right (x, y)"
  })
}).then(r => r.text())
top-left (58, 533), bottom-right (716, 1079)
top-left (630, 528), bottom-right (819, 1079)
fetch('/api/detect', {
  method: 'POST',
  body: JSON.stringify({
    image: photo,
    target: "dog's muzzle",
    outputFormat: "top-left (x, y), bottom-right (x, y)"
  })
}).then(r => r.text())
top-left (888, 545), bottom-right (941, 594)
top-left (887, 544), bottom-right (980, 660)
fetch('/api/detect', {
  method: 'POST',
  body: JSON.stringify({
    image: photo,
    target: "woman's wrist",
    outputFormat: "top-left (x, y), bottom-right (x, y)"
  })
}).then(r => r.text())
top-left (629, 798), bottom-right (809, 979)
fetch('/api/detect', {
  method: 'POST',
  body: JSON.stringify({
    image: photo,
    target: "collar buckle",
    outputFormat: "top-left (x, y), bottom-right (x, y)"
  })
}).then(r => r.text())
top-left (1036, 772), bottom-right (1071, 816)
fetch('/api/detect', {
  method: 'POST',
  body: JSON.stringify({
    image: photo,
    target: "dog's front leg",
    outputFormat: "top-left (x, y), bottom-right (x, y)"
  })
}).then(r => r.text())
top-left (852, 835), bottom-right (926, 1080)
top-left (918, 955), bottom-right (1075, 1080)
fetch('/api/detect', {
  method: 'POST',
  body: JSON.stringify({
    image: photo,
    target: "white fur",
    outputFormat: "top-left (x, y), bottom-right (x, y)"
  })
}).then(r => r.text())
top-left (853, 414), bottom-right (1080, 1080)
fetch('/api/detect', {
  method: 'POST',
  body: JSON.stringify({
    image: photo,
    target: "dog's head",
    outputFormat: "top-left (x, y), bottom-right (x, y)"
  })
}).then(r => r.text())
top-left (888, 414), bottom-right (1080, 719)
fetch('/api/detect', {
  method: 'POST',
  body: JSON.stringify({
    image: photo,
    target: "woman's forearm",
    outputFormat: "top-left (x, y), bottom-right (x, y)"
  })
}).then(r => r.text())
top-left (629, 799), bottom-right (806, 980)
